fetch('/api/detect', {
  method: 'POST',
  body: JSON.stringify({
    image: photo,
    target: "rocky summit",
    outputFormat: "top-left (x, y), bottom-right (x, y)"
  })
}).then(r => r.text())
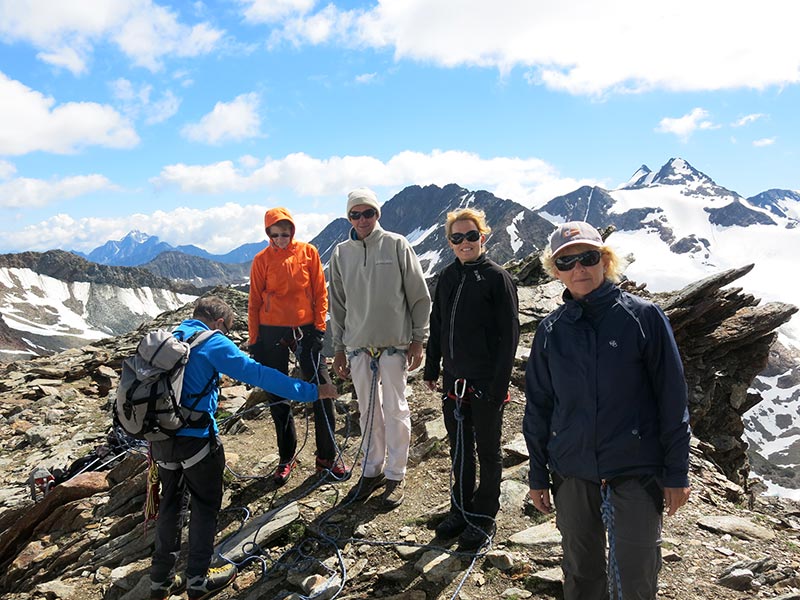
top-left (0, 263), bottom-right (799, 600)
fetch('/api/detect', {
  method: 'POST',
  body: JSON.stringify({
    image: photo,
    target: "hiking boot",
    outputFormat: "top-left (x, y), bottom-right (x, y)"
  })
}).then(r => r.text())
top-left (435, 511), bottom-right (467, 539)
top-left (316, 456), bottom-right (351, 479)
top-left (187, 564), bottom-right (237, 600)
top-left (342, 474), bottom-right (386, 502)
top-left (457, 521), bottom-right (495, 552)
top-left (382, 478), bottom-right (405, 508)
top-left (273, 460), bottom-right (296, 486)
top-left (150, 573), bottom-right (186, 599)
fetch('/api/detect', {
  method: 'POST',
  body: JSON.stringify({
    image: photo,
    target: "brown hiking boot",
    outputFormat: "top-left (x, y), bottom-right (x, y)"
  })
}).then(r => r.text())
top-left (343, 474), bottom-right (386, 502)
top-left (382, 478), bottom-right (405, 508)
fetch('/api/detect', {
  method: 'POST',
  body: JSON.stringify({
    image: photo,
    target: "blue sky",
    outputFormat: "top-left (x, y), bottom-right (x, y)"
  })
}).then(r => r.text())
top-left (1, 0), bottom-right (798, 254)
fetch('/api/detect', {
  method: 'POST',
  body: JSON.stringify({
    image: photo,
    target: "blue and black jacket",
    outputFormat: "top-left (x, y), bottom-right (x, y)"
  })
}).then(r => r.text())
top-left (174, 319), bottom-right (318, 438)
top-left (522, 280), bottom-right (691, 490)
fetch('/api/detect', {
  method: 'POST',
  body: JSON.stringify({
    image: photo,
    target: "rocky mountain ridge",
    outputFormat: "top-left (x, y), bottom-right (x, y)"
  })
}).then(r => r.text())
top-left (0, 251), bottom-right (197, 361)
top-left (0, 261), bottom-right (798, 600)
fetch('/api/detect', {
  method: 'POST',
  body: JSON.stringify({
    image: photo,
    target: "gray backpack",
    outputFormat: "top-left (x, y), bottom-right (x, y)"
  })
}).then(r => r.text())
top-left (113, 328), bottom-right (220, 441)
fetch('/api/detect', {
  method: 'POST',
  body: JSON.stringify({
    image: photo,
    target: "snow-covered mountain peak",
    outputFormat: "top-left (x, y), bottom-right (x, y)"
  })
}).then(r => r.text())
top-left (621, 157), bottom-right (740, 201)
top-left (126, 230), bottom-right (151, 243)
top-left (624, 164), bottom-right (655, 188)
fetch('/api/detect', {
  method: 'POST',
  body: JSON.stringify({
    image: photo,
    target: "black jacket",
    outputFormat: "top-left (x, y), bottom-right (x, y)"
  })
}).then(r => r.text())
top-left (423, 254), bottom-right (520, 401)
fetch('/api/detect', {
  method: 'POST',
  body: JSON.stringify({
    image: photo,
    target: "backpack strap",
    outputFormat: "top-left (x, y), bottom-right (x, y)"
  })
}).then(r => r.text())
top-left (173, 328), bottom-right (223, 415)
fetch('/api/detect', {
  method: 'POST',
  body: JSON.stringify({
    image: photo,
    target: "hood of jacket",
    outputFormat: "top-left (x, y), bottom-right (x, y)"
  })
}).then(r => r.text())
top-left (264, 207), bottom-right (296, 239)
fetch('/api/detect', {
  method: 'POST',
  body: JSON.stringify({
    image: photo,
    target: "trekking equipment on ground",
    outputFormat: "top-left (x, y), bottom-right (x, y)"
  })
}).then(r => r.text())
top-left (114, 328), bottom-right (220, 441)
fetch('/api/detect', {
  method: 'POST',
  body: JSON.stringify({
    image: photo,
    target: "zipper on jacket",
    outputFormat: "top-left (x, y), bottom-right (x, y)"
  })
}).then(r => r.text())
top-left (448, 272), bottom-right (467, 359)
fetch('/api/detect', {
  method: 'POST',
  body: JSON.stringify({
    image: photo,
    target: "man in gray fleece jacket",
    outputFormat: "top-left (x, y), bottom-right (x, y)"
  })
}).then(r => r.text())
top-left (330, 187), bottom-right (431, 508)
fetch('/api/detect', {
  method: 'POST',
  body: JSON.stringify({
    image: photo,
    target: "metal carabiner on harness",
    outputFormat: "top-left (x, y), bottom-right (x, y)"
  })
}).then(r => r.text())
top-left (454, 378), bottom-right (468, 399)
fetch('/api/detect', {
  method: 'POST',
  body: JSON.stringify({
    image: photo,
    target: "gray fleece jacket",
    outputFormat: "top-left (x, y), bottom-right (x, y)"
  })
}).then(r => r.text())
top-left (329, 224), bottom-right (431, 353)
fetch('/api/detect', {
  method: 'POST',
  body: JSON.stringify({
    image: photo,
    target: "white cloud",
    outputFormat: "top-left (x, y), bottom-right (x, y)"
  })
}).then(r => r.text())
top-left (146, 90), bottom-right (181, 124)
top-left (263, 0), bottom-right (800, 95)
top-left (181, 92), bottom-right (262, 144)
top-left (732, 113), bottom-right (766, 127)
top-left (655, 108), bottom-right (717, 142)
top-left (0, 72), bottom-right (139, 155)
top-left (2, 204), bottom-right (334, 254)
top-left (152, 149), bottom-right (596, 207)
top-left (355, 72), bottom-right (377, 84)
top-left (241, 0), bottom-right (316, 23)
top-left (0, 160), bottom-right (17, 180)
top-left (0, 174), bottom-right (115, 208)
top-left (0, 0), bottom-right (223, 74)
top-left (112, 79), bottom-right (181, 124)
top-left (753, 137), bottom-right (776, 147)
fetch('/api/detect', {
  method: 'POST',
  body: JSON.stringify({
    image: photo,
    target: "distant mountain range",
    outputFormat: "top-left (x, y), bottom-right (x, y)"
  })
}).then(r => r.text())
top-left (75, 230), bottom-right (265, 267)
top-left (2, 156), bottom-right (799, 494)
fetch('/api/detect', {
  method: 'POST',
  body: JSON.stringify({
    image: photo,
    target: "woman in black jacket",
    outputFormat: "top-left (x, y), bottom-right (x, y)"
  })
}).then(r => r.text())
top-left (423, 208), bottom-right (519, 551)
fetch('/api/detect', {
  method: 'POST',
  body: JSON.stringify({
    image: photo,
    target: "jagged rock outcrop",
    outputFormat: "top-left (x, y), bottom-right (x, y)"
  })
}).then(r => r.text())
top-left (0, 273), bottom-right (797, 600)
top-left (650, 265), bottom-right (797, 486)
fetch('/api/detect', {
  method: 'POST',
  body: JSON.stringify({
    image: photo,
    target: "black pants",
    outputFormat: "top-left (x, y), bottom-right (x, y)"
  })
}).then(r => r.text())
top-left (441, 374), bottom-right (505, 522)
top-left (150, 436), bottom-right (226, 581)
top-left (251, 324), bottom-right (336, 464)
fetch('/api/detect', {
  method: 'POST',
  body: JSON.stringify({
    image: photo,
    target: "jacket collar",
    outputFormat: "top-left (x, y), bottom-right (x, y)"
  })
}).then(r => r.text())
top-left (349, 222), bottom-right (384, 244)
top-left (561, 280), bottom-right (619, 321)
top-left (453, 253), bottom-right (488, 271)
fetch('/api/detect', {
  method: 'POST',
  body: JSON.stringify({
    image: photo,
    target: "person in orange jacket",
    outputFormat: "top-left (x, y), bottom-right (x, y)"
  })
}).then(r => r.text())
top-left (248, 207), bottom-right (349, 485)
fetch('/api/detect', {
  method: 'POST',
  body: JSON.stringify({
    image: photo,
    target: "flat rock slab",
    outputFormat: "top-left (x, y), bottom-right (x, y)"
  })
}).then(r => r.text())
top-left (697, 515), bottom-right (776, 541)
top-left (508, 519), bottom-right (562, 547)
top-left (222, 502), bottom-right (300, 563)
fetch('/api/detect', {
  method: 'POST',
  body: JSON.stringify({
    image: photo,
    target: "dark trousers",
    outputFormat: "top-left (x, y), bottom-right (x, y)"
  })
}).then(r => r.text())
top-left (251, 324), bottom-right (336, 464)
top-left (441, 375), bottom-right (505, 522)
top-left (150, 436), bottom-right (226, 581)
top-left (554, 476), bottom-right (663, 600)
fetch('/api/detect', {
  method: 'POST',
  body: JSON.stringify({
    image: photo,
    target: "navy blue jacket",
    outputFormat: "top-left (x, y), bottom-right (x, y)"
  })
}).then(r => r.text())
top-left (174, 319), bottom-right (318, 438)
top-left (423, 254), bottom-right (519, 401)
top-left (522, 281), bottom-right (691, 490)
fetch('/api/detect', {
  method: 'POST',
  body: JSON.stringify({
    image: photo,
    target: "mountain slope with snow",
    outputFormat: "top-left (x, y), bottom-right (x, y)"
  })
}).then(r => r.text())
top-left (0, 251), bottom-right (197, 360)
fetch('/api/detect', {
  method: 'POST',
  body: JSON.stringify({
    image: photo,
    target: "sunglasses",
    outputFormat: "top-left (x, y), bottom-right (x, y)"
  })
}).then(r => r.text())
top-left (554, 249), bottom-right (602, 271)
top-left (449, 230), bottom-right (481, 245)
top-left (269, 232), bottom-right (291, 239)
top-left (348, 208), bottom-right (378, 220)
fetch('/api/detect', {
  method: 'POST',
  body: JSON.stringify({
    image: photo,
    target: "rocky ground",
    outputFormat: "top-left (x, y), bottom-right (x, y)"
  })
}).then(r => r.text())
top-left (1, 280), bottom-right (799, 600)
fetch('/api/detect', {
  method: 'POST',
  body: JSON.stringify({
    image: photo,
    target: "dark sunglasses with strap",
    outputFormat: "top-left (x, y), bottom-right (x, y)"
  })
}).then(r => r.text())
top-left (554, 249), bottom-right (602, 271)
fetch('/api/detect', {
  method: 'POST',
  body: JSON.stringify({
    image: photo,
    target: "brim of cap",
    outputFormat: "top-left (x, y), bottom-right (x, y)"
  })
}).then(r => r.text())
top-left (552, 238), bottom-right (603, 257)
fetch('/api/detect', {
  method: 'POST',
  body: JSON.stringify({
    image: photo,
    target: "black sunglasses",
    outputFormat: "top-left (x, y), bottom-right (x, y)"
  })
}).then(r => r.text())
top-left (449, 230), bottom-right (481, 245)
top-left (269, 232), bottom-right (291, 239)
top-left (554, 249), bottom-right (602, 271)
top-left (348, 208), bottom-right (378, 220)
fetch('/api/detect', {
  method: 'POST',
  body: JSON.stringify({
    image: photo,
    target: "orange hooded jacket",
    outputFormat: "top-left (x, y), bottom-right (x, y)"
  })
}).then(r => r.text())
top-left (247, 207), bottom-right (328, 345)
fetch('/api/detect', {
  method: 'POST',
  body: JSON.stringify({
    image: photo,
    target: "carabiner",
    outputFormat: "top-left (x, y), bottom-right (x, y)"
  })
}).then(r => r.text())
top-left (454, 378), bottom-right (467, 399)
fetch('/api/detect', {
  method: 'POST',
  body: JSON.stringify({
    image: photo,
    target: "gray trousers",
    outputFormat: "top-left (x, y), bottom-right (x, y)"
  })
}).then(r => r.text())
top-left (554, 476), bottom-right (663, 600)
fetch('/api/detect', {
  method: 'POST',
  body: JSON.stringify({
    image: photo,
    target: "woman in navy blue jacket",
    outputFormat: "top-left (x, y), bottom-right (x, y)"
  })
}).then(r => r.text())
top-left (523, 222), bottom-right (691, 600)
top-left (424, 208), bottom-right (519, 551)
